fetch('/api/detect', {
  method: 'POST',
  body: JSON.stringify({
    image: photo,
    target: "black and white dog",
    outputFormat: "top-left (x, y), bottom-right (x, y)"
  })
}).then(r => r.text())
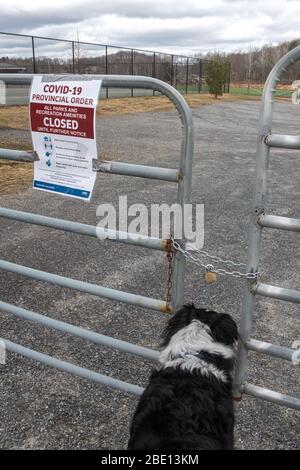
top-left (128, 304), bottom-right (238, 450)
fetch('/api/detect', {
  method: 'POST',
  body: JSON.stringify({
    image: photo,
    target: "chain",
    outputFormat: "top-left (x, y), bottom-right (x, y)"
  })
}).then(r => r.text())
top-left (170, 237), bottom-right (260, 280)
top-left (166, 241), bottom-right (175, 304)
top-left (186, 249), bottom-right (247, 268)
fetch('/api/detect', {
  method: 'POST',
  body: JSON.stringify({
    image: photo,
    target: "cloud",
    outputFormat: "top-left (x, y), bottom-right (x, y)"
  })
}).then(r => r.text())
top-left (0, 0), bottom-right (299, 56)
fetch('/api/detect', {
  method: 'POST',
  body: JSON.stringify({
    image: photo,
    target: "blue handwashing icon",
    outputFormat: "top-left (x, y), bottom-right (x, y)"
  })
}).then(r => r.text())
top-left (46, 159), bottom-right (51, 167)
top-left (45, 151), bottom-right (52, 157)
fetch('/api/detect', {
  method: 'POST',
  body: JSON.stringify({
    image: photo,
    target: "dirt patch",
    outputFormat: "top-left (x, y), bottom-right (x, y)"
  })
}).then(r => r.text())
top-left (0, 107), bottom-right (30, 130)
top-left (0, 140), bottom-right (33, 194)
top-left (0, 93), bottom-right (259, 131)
top-left (97, 93), bottom-right (255, 117)
top-left (0, 160), bottom-right (33, 194)
top-left (232, 82), bottom-right (293, 90)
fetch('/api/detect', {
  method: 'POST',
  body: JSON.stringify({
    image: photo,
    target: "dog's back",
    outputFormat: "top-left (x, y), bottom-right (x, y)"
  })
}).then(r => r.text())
top-left (128, 305), bottom-right (238, 450)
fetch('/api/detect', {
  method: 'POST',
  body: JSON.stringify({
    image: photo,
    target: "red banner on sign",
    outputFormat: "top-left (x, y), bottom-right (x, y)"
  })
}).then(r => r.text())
top-left (30, 103), bottom-right (94, 139)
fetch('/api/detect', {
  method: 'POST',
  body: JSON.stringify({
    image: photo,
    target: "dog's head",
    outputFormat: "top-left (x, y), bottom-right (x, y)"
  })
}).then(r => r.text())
top-left (162, 304), bottom-right (238, 347)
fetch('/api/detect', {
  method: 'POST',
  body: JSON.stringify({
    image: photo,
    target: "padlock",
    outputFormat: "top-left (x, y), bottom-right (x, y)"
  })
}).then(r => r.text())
top-left (204, 265), bottom-right (217, 284)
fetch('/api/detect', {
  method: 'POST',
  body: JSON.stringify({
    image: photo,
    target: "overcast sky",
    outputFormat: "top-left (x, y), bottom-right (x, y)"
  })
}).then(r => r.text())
top-left (1, 0), bottom-right (300, 56)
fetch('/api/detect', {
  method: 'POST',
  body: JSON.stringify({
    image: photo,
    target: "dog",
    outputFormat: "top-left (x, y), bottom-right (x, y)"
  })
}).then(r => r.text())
top-left (128, 304), bottom-right (238, 450)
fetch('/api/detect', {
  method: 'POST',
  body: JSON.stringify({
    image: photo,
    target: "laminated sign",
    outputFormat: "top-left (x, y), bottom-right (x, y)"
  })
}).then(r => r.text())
top-left (29, 76), bottom-right (101, 200)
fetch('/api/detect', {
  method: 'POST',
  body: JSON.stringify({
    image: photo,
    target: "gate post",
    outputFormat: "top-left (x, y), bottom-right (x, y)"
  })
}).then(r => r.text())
top-left (233, 46), bottom-right (300, 403)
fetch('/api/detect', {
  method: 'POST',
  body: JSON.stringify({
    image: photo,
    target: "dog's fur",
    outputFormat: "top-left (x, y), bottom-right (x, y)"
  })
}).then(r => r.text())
top-left (128, 304), bottom-right (238, 450)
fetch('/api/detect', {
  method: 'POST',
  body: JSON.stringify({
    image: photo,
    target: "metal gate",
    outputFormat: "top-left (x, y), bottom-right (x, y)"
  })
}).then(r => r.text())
top-left (233, 47), bottom-right (300, 411)
top-left (0, 74), bottom-right (193, 395)
top-left (0, 65), bottom-right (299, 411)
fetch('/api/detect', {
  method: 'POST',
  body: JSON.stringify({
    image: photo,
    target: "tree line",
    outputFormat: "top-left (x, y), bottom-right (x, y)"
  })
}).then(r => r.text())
top-left (207, 39), bottom-right (300, 85)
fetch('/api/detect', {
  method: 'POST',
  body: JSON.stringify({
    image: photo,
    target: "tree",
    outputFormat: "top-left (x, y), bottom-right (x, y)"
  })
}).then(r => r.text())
top-left (289, 39), bottom-right (300, 51)
top-left (206, 55), bottom-right (228, 98)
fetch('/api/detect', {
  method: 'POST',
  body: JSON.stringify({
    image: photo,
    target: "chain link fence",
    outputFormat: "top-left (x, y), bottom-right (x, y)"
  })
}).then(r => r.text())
top-left (0, 31), bottom-right (230, 103)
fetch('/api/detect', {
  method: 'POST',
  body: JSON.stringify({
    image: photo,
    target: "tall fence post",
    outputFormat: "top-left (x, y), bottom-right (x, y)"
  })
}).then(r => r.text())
top-left (31, 36), bottom-right (36, 74)
top-left (152, 52), bottom-right (156, 96)
top-left (171, 55), bottom-right (174, 86)
top-left (198, 59), bottom-right (202, 94)
top-left (186, 58), bottom-right (189, 94)
top-left (131, 49), bottom-right (134, 97)
top-left (227, 63), bottom-right (231, 93)
top-left (223, 62), bottom-right (229, 93)
top-left (105, 45), bottom-right (108, 99)
top-left (72, 41), bottom-right (75, 74)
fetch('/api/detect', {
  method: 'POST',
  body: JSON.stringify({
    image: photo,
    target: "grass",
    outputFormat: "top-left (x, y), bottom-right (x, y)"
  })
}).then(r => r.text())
top-left (176, 84), bottom-right (210, 93)
top-left (230, 85), bottom-right (293, 98)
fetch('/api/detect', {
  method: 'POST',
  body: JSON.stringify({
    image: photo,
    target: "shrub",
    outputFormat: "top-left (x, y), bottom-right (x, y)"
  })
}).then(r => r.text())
top-left (206, 56), bottom-right (228, 99)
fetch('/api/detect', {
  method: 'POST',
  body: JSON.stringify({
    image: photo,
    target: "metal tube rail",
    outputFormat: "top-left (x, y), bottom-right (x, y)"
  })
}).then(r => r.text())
top-left (0, 207), bottom-right (168, 252)
top-left (254, 283), bottom-right (300, 304)
top-left (0, 259), bottom-right (171, 313)
top-left (0, 73), bottom-right (194, 405)
top-left (0, 148), bottom-right (38, 162)
top-left (233, 45), bottom-right (300, 402)
top-left (93, 159), bottom-right (180, 182)
top-left (0, 149), bottom-right (180, 183)
top-left (247, 338), bottom-right (299, 362)
top-left (265, 133), bottom-right (300, 149)
top-left (244, 383), bottom-right (300, 411)
top-left (258, 214), bottom-right (300, 232)
top-left (0, 300), bottom-right (160, 361)
top-left (0, 73), bottom-right (194, 311)
top-left (1, 338), bottom-right (144, 396)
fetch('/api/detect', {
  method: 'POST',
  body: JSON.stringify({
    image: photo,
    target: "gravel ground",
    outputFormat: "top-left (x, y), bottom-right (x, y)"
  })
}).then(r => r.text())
top-left (0, 99), bottom-right (299, 450)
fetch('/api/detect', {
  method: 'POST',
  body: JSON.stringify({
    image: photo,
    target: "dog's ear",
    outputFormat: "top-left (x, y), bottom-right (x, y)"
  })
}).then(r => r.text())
top-left (161, 304), bottom-right (195, 346)
top-left (210, 313), bottom-right (238, 345)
